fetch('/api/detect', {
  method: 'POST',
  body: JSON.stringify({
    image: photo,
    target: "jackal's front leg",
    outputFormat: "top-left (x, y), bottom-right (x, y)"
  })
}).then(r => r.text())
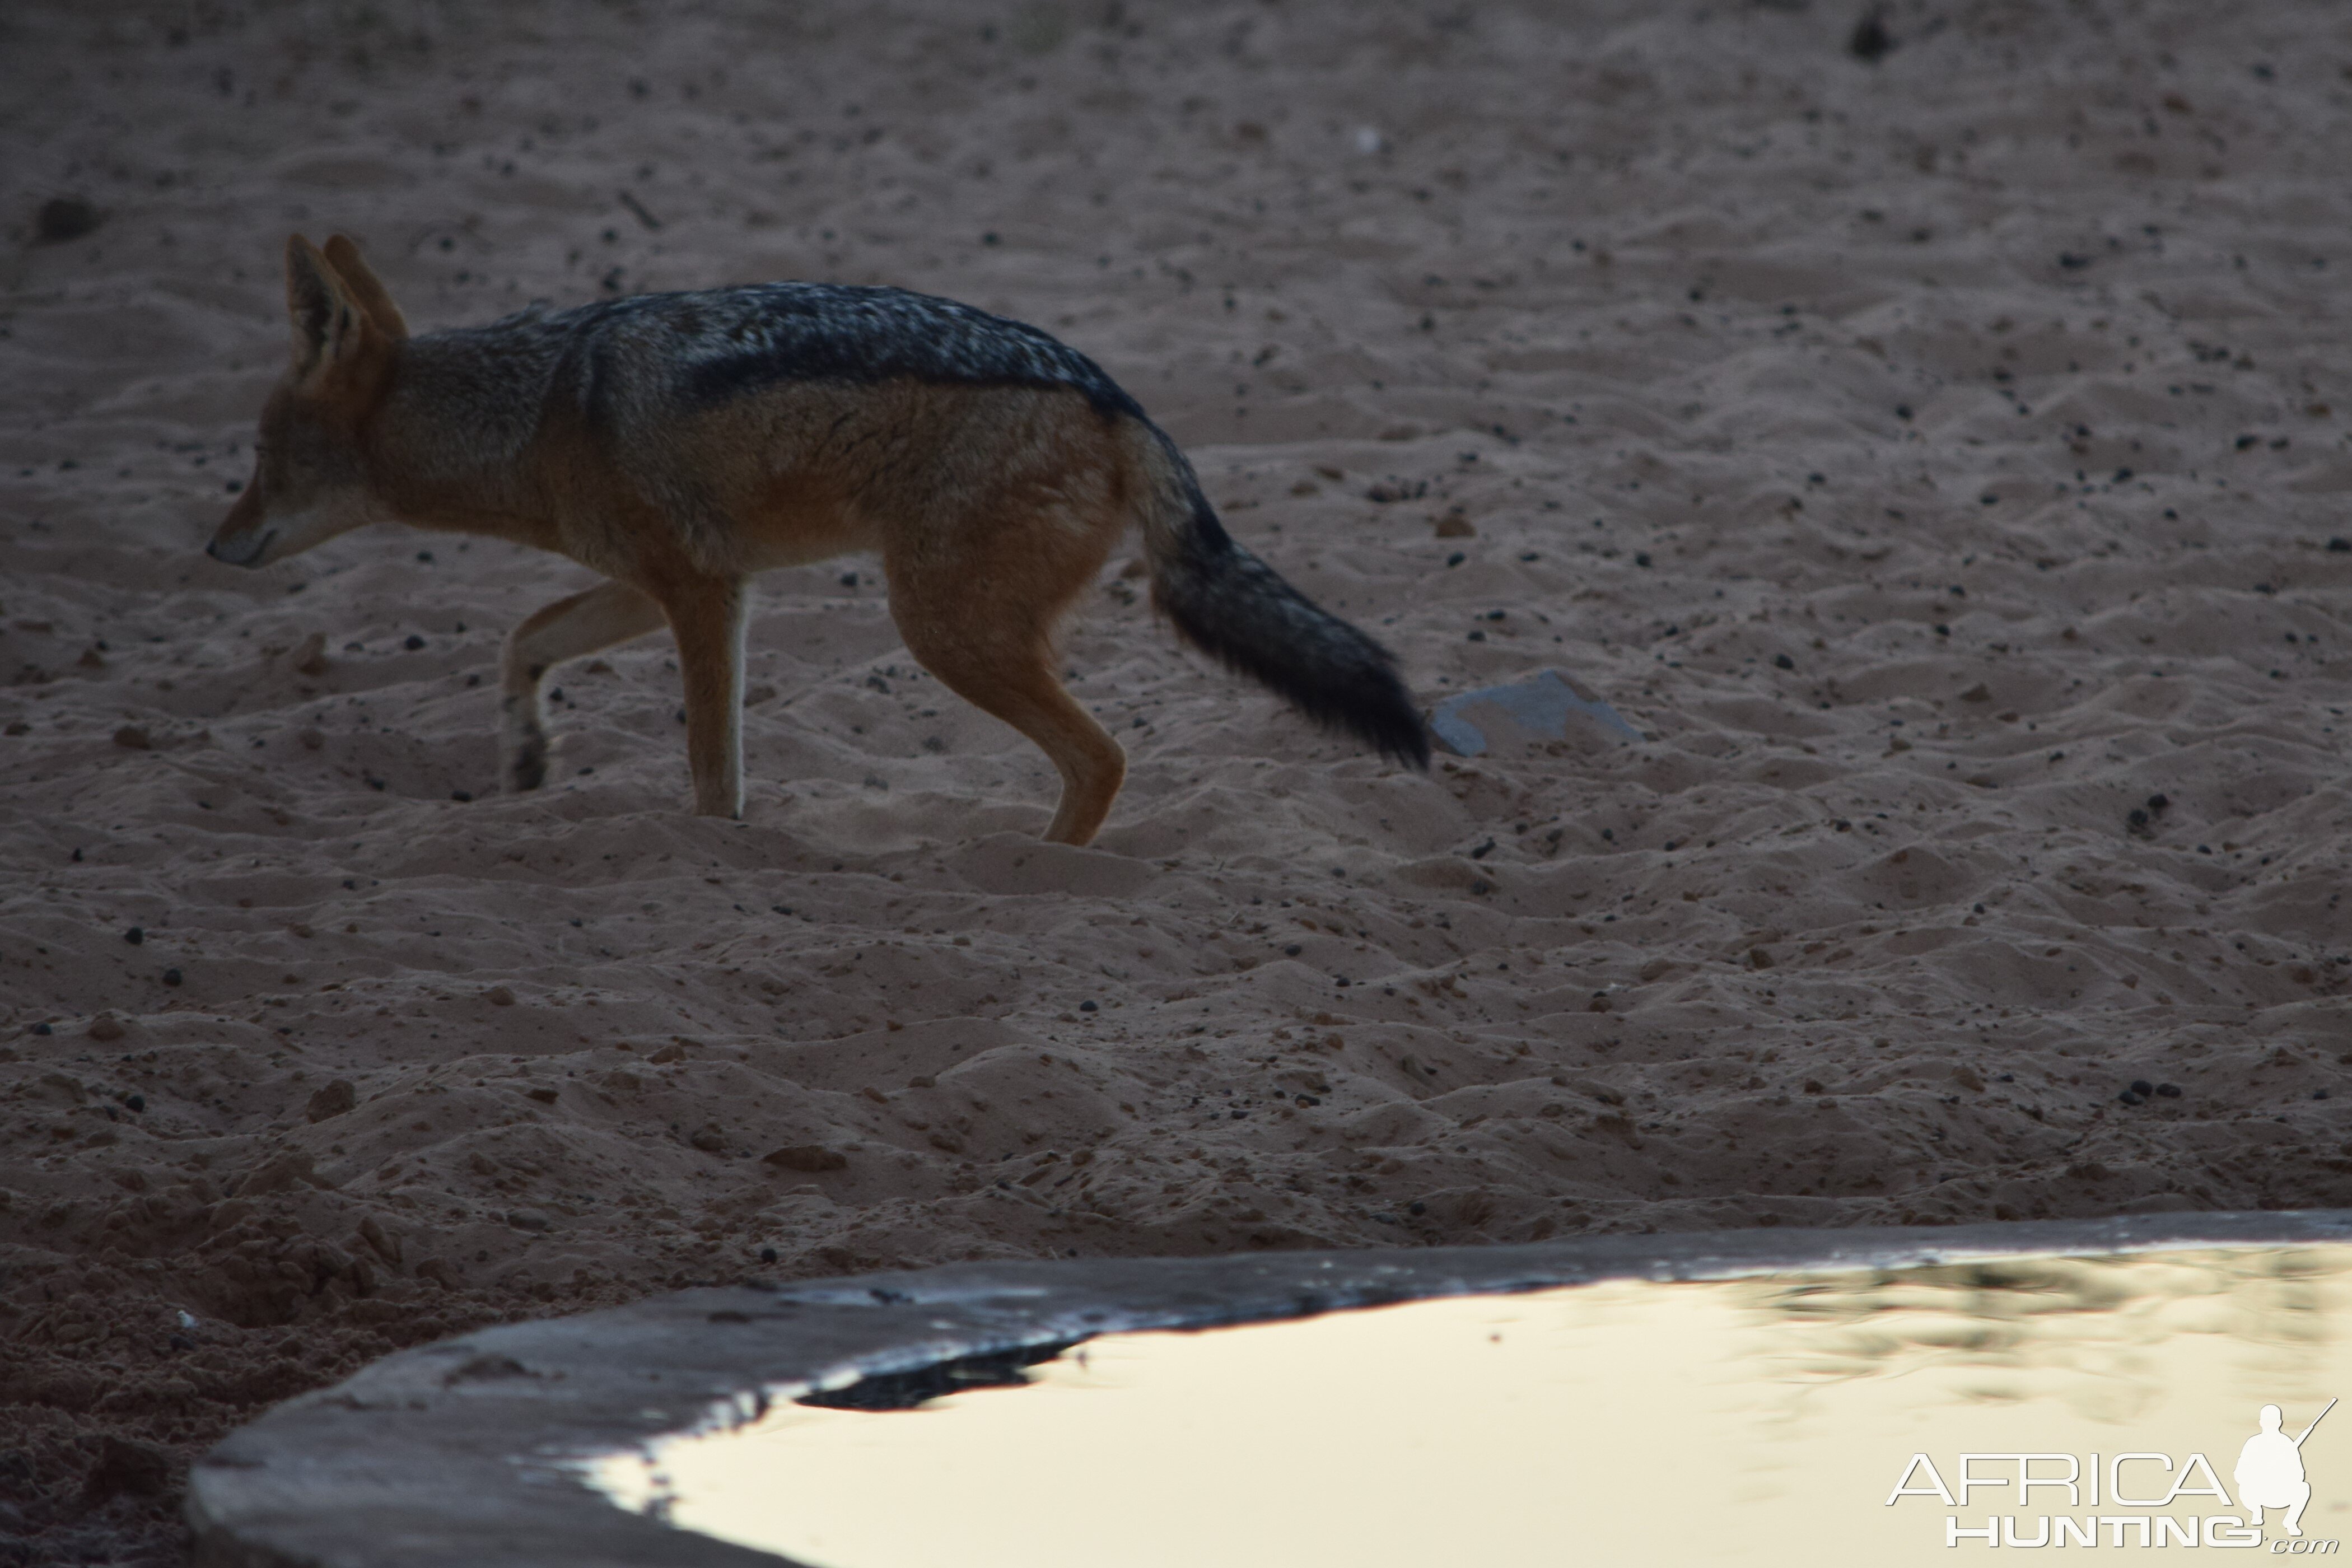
top-left (498, 579), bottom-right (664, 792)
top-left (657, 575), bottom-right (750, 819)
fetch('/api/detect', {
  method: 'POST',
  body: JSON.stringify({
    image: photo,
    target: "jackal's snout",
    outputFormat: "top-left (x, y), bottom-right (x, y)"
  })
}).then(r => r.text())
top-left (204, 525), bottom-right (276, 567)
top-left (206, 483), bottom-right (278, 568)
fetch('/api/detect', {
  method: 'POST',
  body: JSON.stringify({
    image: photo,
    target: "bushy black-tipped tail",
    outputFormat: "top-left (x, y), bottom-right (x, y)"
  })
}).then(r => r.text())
top-left (1133, 426), bottom-right (1430, 769)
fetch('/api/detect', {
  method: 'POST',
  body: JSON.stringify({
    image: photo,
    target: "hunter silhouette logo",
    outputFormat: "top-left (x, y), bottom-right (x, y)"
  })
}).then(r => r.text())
top-left (1886, 1398), bottom-right (2341, 1550)
top-left (2240, 1399), bottom-right (2335, 1539)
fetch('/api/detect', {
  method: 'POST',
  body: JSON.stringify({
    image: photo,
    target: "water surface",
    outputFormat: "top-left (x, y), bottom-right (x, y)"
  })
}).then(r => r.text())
top-left (592, 1247), bottom-right (2352, 1565)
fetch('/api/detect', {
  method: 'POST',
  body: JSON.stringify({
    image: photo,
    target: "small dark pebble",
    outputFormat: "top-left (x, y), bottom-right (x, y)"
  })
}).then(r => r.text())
top-left (759, 1247), bottom-right (778, 1264)
top-left (36, 196), bottom-right (100, 242)
top-left (839, 572), bottom-right (859, 588)
top-left (1230, 1109), bottom-right (1247, 1120)
top-left (404, 634), bottom-right (426, 651)
top-left (124, 926), bottom-right (144, 945)
top-left (1371, 1212), bottom-right (1399, 1225)
top-left (2147, 792), bottom-right (2169, 810)
top-left (2130, 1078), bottom-right (2154, 1096)
top-left (1469, 879), bottom-right (1492, 895)
top-left (161, 967), bottom-right (182, 987)
top-left (450, 790), bottom-right (473, 802)
top-left (2156, 1082), bottom-right (2182, 1098)
top-left (1445, 551), bottom-right (1466, 567)
top-left (2328, 537), bottom-right (2351, 553)
top-left (1079, 999), bottom-right (1098, 1012)
top-left (1847, 6), bottom-right (1892, 62)
top-left (1407, 1200), bottom-right (1428, 1216)
top-left (125, 1093), bottom-right (144, 1112)
top-left (2118, 1090), bottom-right (2145, 1105)
top-left (32, 1022), bottom-right (52, 1036)
top-left (2318, 1090), bottom-right (2332, 1101)
top-left (1283, 943), bottom-right (1303, 956)
top-left (1634, 552), bottom-right (1652, 568)
top-left (1296, 1094), bottom-right (1320, 1107)
top-left (1774, 653), bottom-right (1794, 670)
top-left (1894, 404), bottom-right (1913, 420)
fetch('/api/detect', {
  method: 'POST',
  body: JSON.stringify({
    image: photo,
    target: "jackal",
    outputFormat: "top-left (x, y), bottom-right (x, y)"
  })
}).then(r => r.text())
top-left (208, 235), bottom-right (1429, 846)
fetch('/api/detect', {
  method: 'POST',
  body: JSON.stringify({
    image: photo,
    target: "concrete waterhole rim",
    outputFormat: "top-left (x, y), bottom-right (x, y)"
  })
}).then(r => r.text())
top-left (187, 1208), bottom-right (2352, 1566)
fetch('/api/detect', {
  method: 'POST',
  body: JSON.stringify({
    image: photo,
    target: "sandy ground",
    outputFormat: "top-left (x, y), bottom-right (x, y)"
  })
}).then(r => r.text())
top-left (4, 0), bottom-right (2352, 1560)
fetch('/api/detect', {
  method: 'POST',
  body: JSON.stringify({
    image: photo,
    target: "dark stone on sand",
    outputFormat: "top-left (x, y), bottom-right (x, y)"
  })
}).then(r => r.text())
top-left (36, 196), bottom-right (100, 242)
top-left (1847, 7), bottom-right (1892, 62)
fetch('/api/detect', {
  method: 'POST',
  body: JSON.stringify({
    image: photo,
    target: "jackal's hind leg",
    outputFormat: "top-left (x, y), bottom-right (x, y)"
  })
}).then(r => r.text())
top-left (885, 568), bottom-right (1125, 848)
top-left (499, 580), bottom-right (664, 792)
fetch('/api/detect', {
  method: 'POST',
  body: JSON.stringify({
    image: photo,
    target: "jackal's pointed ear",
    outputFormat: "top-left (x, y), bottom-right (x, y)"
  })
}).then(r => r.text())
top-left (284, 233), bottom-right (370, 377)
top-left (320, 234), bottom-right (408, 342)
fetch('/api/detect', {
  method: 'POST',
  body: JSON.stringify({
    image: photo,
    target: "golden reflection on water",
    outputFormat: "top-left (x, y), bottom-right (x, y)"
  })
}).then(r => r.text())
top-left (590, 1248), bottom-right (2352, 1566)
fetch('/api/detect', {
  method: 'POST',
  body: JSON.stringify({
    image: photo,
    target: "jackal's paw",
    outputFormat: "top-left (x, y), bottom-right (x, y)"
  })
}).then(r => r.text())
top-left (503, 733), bottom-right (549, 792)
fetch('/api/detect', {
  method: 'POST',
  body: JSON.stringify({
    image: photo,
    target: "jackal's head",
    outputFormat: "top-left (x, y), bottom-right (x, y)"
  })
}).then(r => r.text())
top-left (207, 235), bottom-right (407, 569)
